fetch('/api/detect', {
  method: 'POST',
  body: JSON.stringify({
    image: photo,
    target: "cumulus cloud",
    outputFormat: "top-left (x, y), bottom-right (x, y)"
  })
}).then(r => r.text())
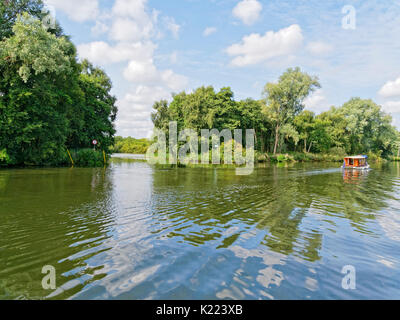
top-left (226, 24), bottom-right (303, 67)
top-left (108, 0), bottom-right (158, 42)
top-left (44, 0), bottom-right (99, 22)
top-left (110, 16), bottom-right (156, 42)
top-left (123, 59), bottom-right (188, 91)
top-left (304, 89), bottom-right (329, 113)
top-left (232, 0), bottom-right (262, 25)
top-left (78, 41), bottom-right (156, 65)
top-left (116, 86), bottom-right (171, 138)
top-left (76, 0), bottom-right (188, 138)
top-left (306, 42), bottom-right (333, 55)
top-left (382, 101), bottom-right (400, 114)
top-left (91, 21), bottom-right (109, 36)
top-left (203, 27), bottom-right (217, 37)
top-left (379, 76), bottom-right (400, 98)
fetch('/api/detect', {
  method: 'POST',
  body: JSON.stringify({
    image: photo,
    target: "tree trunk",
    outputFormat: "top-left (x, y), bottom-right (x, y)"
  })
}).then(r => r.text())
top-left (308, 141), bottom-right (313, 153)
top-left (304, 138), bottom-right (307, 153)
top-left (273, 125), bottom-right (280, 155)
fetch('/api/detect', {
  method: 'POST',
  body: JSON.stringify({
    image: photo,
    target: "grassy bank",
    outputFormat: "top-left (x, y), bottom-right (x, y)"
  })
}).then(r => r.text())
top-left (0, 148), bottom-right (109, 168)
top-left (143, 150), bottom-right (390, 168)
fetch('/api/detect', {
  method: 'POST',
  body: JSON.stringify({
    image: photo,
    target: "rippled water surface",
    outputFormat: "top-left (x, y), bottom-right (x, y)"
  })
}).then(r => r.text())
top-left (1, 159), bottom-right (400, 300)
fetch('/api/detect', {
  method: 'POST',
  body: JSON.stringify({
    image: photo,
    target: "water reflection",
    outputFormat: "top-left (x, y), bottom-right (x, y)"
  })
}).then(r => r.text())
top-left (147, 165), bottom-right (387, 259)
top-left (342, 168), bottom-right (369, 184)
top-left (1, 161), bottom-right (400, 300)
top-left (0, 168), bottom-right (116, 299)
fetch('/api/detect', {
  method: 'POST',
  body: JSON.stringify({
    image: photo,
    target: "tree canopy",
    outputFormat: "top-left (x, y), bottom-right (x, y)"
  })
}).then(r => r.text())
top-left (0, 10), bottom-right (117, 166)
top-left (151, 68), bottom-right (400, 159)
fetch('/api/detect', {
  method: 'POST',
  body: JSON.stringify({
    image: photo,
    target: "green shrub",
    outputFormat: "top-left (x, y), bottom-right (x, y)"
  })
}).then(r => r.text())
top-left (277, 154), bottom-right (288, 162)
top-left (367, 151), bottom-right (383, 162)
top-left (69, 149), bottom-right (107, 167)
top-left (113, 137), bottom-right (151, 154)
top-left (0, 149), bottom-right (10, 166)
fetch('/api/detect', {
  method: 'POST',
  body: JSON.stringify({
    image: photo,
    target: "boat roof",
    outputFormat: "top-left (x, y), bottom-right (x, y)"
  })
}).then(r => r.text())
top-left (344, 155), bottom-right (368, 159)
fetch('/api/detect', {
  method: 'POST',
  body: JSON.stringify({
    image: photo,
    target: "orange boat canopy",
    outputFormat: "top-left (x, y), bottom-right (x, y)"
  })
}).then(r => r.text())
top-left (343, 155), bottom-right (368, 167)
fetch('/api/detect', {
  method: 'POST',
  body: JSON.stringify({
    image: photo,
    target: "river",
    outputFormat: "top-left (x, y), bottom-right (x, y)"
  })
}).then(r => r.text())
top-left (1, 157), bottom-right (400, 299)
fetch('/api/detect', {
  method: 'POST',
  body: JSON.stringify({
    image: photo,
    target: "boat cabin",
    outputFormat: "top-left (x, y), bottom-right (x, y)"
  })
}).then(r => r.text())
top-left (343, 155), bottom-right (369, 169)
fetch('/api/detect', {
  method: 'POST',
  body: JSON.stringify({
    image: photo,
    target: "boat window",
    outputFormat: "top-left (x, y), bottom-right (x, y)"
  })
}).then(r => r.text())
top-left (349, 159), bottom-right (354, 165)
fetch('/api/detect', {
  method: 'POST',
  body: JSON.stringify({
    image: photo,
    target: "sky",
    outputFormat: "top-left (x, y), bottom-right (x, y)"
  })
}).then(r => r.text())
top-left (42, 0), bottom-right (400, 138)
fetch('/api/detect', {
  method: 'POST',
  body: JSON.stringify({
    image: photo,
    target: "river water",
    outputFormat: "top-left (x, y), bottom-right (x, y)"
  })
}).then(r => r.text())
top-left (1, 158), bottom-right (400, 299)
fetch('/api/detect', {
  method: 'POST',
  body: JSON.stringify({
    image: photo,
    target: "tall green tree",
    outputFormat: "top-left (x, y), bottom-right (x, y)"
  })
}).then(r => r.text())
top-left (337, 98), bottom-right (397, 156)
top-left (294, 110), bottom-right (315, 152)
top-left (1, 0), bottom-right (44, 39)
top-left (0, 13), bottom-right (80, 165)
top-left (262, 67), bottom-right (320, 154)
top-left (70, 60), bottom-right (118, 152)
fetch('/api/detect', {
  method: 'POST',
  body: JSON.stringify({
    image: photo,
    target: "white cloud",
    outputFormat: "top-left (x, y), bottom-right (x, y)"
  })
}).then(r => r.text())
top-left (77, 41), bottom-right (156, 65)
top-left (382, 101), bottom-right (400, 114)
top-left (226, 24), bottom-right (303, 67)
top-left (110, 17), bottom-right (155, 42)
top-left (116, 86), bottom-right (171, 138)
top-left (123, 59), bottom-right (158, 82)
top-left (91, 21), bottom-right (109, 36)
top-left (306, 42), bottom-right (333, 55)
top-left (304, 89), bottom-right (329, 113)
top-left (163, 17), bottom-right (181, 39)
top-left (76, 0), bottom-right (188, 138)
top-left (123, 59), bottom-right (188, 91)
top-left (44, 0), bottom-right (99, 22)
top-left (203, 27), bottom-right (217, 37)
top-left (108, 0), bottom-right (158, 42)
top-left (379, 76), bottom-right (400, 98)
top-left (160, 70), bottom-right (188, 91)
top-left (232, 0), bottom-right (262, 25)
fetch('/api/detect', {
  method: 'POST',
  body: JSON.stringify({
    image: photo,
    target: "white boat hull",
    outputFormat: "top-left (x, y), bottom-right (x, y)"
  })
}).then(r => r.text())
top-left (342, 165), bottom-right (370, 170)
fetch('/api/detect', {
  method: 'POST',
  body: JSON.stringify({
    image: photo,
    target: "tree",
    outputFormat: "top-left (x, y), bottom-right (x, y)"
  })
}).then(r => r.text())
top-left (1, 0), bottom-right (44, 39)
top-left (338, 98), bottom-right (397, 156)
top-left (294, 110), bottom-right (315, 152)
top-left (71, 60), bottom-right (118, 152)
top-left (0, 14), bottom-right (117, 165)
top-left (0, 13), bottom-right (80, 165)
top-left (236, 98), bottom-right (268, 151)
top-left (151, 100), bottom-right (171, 132)
top-left (263, 67), bottom-right (320, 154)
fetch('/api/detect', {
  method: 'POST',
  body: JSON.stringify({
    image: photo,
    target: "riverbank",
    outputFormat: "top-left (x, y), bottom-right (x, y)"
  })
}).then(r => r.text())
top-left (112, 151), bottom-right (390, 165)
top-left (0, 149), bottom-right (110, 168)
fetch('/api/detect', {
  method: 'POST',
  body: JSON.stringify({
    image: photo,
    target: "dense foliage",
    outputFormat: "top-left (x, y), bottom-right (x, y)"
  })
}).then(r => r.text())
top-left (112, 137), bottom-right (151, 154)
top-left (151, 68), bottom-right (400, 159)
top-left (0, 9), bottom-right (117, 167)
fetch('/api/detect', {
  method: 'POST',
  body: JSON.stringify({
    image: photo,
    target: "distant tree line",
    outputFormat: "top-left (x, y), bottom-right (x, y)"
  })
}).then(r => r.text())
top-left (112, 137), bottom-right (151, 154)
top-left (0, 1), bottom-right (117, 166)
top-left (151, 67), bottom-right (400, 159)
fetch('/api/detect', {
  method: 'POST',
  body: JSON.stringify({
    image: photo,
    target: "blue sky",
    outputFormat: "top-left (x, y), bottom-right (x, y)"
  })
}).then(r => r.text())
top-left (44, 0), bottom-right (400, 138)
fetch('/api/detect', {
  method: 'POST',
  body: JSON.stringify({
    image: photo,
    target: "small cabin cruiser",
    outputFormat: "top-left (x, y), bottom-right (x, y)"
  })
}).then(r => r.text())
top-left (342, 155), bottom-right (370, 170)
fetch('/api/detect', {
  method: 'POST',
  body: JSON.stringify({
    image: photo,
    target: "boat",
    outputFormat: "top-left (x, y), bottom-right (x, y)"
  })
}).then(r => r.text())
top-left (342, 155), bottom-right (370, 170)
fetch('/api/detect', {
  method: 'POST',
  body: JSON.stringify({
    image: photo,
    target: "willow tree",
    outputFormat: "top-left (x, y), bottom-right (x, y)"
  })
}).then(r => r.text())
top-left (337, 98), bottom-right (397, 156)
top-left (263, 67), bottom-right (320, 154)
top-left (72, 59), bottom-right (118, 152)
top-left (0, 0), bottom-right (45, 39)
top-left (0, 13), bottom-right (80, 165)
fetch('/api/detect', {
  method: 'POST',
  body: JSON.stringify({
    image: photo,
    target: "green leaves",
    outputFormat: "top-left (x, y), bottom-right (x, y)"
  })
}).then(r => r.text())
top-left (263, 67), bottom-right (320, 153)
top-left (1, 13), bottom-right (73, 83)
top-left (0, 13), bottom-right (117, 166)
